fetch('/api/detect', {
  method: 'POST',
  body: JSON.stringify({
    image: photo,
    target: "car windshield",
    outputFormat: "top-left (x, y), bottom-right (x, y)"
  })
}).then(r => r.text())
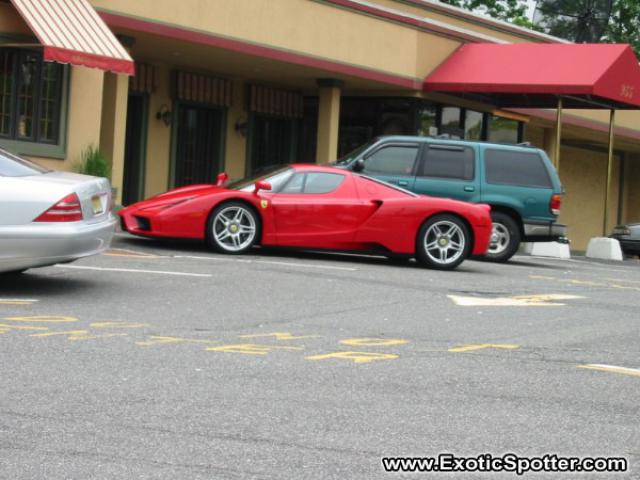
top-left (0, 148), bottom-right (49, 177)
top-left (334, 140), bottom-right (377, 165)
top-left (226, 165), bottom-right (294, 192)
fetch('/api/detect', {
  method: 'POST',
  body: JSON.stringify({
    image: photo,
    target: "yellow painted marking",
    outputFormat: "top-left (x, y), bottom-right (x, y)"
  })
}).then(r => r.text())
top-left (90, 322), bottom-right (149, 329)
top-left (29, 330), bottom-right (127, 341)
top-left (578, 364), bottom-right (640, 378)
top-left (206, 343), bottom-right (303, 355)
top-left (238, 332), bottom-right (319, 341)
top-left (0, 299), bottom-right (37, 305)
top-left (339, 338), bottom-right (408, 347)
top-left (135, 336), bottom-right (218, 346)
top-left (4, 315), bottom-right (78, 323)
top-left (0, 323), bottom-right (49, 331)
top-left (529, 275), bottom-right (555, 280)
top-left (449, 343), bottom-right (520, 353)
top-left (305, 351), bottom-right (399, 364)
top-left (104, 248), bottom-right (159, 258)
top-left (448, 294), bottom-right (583, 307)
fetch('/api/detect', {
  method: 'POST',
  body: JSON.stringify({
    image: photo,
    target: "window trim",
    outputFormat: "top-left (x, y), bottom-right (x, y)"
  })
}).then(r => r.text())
top-left (483, 148), bottom-right (553, 189)
top-left (0, 57), bottom-right (69, 159)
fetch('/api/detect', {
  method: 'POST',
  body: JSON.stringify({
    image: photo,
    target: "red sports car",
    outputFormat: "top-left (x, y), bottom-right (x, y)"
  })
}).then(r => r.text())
top-left (119, 165), bottom-right (492, 270)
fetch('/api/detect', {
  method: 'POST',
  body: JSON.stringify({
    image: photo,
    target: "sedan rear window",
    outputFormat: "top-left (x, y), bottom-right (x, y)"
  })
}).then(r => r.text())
top-left (0, 149), bottom-right (48, 177)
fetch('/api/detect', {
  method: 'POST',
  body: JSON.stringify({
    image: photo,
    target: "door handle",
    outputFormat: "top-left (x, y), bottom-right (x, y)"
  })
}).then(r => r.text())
top-left (398, 180), bottom-right (409, 187)
top-left (463, 186), bottom-right (475, 192)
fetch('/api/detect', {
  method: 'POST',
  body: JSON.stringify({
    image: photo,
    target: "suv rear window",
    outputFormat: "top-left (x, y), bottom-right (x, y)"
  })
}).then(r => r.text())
top-left (485, 149), bottom-right (552, 188)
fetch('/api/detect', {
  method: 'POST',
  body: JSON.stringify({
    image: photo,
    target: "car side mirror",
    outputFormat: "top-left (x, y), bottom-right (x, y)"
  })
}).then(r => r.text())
top-left (352, 158), bottom-right (365, 172)
top-left (216, 172), bottom-right (229, 186)
top-left (254, 180), bottom-right (272, 194)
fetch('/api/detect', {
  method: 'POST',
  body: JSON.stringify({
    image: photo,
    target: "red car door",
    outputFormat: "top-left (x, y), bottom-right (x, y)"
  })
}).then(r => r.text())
top-left (270, 171), bottom-right (369, 249)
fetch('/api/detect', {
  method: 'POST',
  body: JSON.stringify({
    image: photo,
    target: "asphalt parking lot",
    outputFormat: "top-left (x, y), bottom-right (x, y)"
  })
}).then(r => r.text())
top-left (1, 234), bottom-right (640, 479)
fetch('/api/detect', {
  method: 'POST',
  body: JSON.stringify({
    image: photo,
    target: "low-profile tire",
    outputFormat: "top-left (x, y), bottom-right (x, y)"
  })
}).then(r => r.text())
top-left (416, 214), bottom-right (471, 270)
top-left (206, 201), bottom-right (261, 255)
top-left (485, 212), bottom-right (520, 263)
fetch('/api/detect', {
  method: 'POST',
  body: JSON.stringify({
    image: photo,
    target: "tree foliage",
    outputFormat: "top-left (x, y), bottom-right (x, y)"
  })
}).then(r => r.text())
top-left (439, 0), bottom-right (640, 55)
top-left (438, 0), bottom-right (535, 27)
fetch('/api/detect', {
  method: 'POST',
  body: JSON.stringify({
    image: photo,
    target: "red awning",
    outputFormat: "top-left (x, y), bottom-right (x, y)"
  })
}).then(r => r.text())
top-left (10, 0), bottom-right (134, 76)
top-left (424, 43), bottom-right (640, 109)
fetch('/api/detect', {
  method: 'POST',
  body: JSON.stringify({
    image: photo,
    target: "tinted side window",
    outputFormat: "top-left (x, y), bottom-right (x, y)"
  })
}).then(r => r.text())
top-left (419, 145), bottom-right (474, 181)
top-left (363, 145), bottom-right (418, 176)
top-left (485, 149), bottom-right (552, 188)
top-left (304, 173), bottom-right (345, 194)
top-left (280, 172), bottom-right (345, 194)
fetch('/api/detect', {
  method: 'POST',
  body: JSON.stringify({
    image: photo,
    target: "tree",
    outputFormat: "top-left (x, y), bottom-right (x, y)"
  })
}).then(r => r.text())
top-left (602, 0), bottom-right (640, 53)
top-left (438, 0), bottom-right (536, 27)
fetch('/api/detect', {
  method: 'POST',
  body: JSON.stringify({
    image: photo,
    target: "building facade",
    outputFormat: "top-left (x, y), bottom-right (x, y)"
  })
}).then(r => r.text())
top-left (2, 0), bottom-right (640, 251)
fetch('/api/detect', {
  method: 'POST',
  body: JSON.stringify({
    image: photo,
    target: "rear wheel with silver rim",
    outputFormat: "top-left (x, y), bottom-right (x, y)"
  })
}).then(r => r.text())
top-left (485, 211), bottom-right (520, 263)
top-left (207, 202), bottom-right (260, 254)
top-left (416, 214), bottom-right (471, 270)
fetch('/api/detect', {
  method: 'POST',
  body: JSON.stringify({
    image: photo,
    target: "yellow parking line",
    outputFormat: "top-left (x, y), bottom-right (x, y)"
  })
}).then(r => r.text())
top-left (449, 343), bottom-right (519, 353)
top-left (578, 364), bottom-right (640, 378)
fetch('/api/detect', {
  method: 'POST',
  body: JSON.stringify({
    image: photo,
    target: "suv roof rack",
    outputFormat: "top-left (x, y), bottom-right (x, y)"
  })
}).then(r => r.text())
top-left (517, 142), bottom-right (532, 147)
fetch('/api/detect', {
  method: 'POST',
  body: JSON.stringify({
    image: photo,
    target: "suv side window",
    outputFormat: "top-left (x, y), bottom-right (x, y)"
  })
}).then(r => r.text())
top-left (418, 145), bottom-right (475, 180)
top-left (280, 172), bottom-right (345, 194)
top-left (363, 145), bottom-right (418, 176)
top-left (485, 149), bottom-right (552, 188)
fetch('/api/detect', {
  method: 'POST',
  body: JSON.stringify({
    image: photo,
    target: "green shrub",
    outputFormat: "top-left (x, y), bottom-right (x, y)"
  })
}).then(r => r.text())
top-left (74, 145), bottom-right (111, 180)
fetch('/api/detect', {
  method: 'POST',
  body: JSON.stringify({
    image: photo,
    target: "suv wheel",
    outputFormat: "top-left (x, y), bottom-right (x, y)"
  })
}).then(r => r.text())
top-left (486, 212), bottom-right (520, 263)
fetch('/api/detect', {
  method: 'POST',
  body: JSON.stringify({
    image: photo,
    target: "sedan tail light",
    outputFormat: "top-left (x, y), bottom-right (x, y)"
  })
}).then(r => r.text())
top-left (550, 194), bottom-right (562, 216)
top-left (35, 193), bottom-right (83, 222)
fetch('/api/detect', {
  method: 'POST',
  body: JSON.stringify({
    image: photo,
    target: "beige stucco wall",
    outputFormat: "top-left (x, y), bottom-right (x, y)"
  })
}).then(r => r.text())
top-left (32, 66), bottom-right (104, 172)
top-left (143, 63), bottom-right (172, 198)
top-left (92, 0), bottom-right (423, 84)
top-left (224, 79), bottom-right (248, 180)
top-left (558, 146), bottom-right (620, 250)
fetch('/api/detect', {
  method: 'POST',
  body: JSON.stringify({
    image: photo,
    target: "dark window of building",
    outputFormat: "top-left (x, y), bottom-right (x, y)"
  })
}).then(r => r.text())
top-left (338, 97), bottom-right (417, 158)
top-left (280, 172), bottom-right (345, 194)
top-left (363, 145), bottom-right (418, 176)
top-left (485, 149), bottom-right (551, 188)
top-left (464, 110), bottom-right (484, 141)
top-left (0, 49), bottom-right (63, 144)
top-left (297, 96), bottom-right (318, 163)
top-left (439, 107), bottom-right (463, 139)
top-left (488, 116), bottom-right (519, 144)
top-left (419, 145), bottom-right (475, 180)
top-left (417, 104), bottom-right (437, 137)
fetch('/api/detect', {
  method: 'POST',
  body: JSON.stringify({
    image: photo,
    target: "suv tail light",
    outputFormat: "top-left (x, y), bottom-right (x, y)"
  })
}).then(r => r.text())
top-left (35, 193), bottom-right (83, 222)
top-left (550, 194), bottom-right (562, 216)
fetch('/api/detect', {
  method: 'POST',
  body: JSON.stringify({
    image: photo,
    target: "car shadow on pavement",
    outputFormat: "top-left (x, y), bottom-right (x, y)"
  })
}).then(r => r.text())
top-left (115, 234), bottom-right (488, 272)
top-left (0, 271), bottom-right (101, 297)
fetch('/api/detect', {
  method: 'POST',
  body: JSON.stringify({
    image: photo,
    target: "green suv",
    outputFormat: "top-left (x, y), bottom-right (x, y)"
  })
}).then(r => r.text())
top-left (337, 136), bottom-right (566, 262)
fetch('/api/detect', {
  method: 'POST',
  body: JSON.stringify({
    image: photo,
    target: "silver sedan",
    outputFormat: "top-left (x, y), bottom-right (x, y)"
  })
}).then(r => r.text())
top-left (611, 224), bottom-right (640, 257)
top-left (0, 147), bottom-right (116, 274)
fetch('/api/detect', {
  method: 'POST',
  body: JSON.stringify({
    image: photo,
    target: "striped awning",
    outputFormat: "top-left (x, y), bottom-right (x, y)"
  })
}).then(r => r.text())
top-left (9, 0), bottom-right (134, 75)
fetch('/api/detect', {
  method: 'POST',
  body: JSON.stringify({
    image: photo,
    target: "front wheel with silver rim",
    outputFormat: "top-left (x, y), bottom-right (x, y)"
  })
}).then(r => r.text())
top-left (484, 212), bottom-right (520, 263)
top-left (206, 201), bottom-right (260, 254)
top-left (416, 214), bottom-right (471, 270)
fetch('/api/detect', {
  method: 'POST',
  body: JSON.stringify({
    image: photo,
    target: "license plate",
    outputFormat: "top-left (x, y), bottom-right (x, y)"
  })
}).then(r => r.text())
top-left (92, 195), bottom-right (105, 215)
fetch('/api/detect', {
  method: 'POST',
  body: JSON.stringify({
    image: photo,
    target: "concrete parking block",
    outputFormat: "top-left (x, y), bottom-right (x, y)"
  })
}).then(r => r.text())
top-left (585, 237), bottom-right (623, 261)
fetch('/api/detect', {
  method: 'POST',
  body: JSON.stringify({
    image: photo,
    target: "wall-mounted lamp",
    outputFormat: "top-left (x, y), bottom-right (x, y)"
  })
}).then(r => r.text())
top-left (156, 105), bottom-right (172, 127)
top-left (235, 116), bottom-right (248, 137)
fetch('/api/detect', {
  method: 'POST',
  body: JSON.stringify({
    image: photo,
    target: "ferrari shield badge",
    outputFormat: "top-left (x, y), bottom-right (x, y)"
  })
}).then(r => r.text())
top-left (260, 199), bottom-right (269, 209)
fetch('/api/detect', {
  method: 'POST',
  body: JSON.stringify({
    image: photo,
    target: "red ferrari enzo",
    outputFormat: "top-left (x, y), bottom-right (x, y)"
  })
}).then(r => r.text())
top-left (119, 165), bottom-right (492, 270)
